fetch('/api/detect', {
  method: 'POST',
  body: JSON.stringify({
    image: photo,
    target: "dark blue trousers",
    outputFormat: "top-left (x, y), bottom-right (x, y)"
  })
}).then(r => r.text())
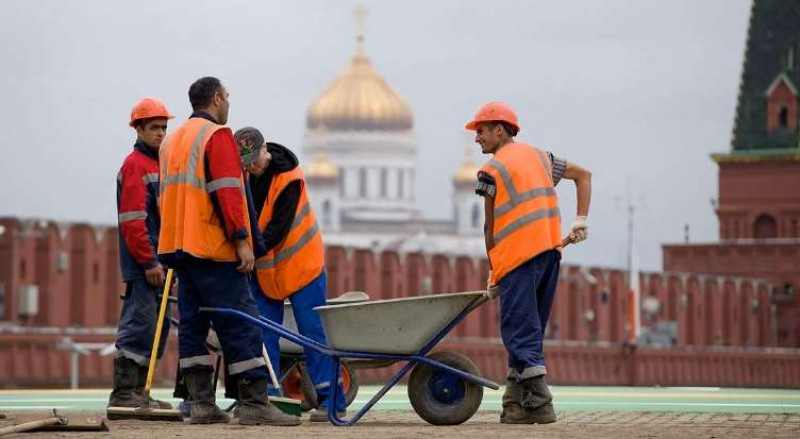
top-left (116, 279), bottom-right (170, 365)
top-left (176, 256), bottom-right (266, 380)
top-left (498, 250), bottom-right (561, 381)
top-left (253, 272), bottom-right (346, 411)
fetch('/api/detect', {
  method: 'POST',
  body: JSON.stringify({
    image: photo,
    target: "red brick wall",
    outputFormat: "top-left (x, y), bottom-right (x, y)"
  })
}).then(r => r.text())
top-left (0, 217), bottom-right (792, 359)
top-left (716, 160), bottom-right (800, 240)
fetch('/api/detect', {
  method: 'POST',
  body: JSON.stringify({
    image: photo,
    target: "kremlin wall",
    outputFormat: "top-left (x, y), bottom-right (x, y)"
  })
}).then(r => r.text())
top-left (1, 216), bottom-right (799, 389)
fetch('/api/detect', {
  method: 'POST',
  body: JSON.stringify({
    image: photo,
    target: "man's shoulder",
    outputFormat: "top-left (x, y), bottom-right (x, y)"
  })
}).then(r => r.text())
top-left (121, 150), bottom-right (154, 175)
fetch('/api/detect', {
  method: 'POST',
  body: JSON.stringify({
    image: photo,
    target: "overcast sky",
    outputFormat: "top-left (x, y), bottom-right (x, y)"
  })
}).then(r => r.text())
top-left (0, 0), bottom-right (751, 271)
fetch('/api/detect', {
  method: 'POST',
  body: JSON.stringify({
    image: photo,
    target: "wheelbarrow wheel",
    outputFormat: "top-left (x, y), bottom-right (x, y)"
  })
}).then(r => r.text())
top-left (300, 361), bottom-right (359, 408)
top-left (408, 351), bottom-right (483, 425)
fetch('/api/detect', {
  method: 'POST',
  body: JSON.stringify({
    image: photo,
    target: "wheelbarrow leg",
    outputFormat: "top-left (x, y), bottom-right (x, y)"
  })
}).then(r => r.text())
top-left (327, 355), bottom-right (419, 427)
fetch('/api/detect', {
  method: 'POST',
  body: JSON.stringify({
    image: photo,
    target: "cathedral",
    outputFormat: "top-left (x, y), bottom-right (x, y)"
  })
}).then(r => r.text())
top-left (299, 16), bottom-right (486, 258)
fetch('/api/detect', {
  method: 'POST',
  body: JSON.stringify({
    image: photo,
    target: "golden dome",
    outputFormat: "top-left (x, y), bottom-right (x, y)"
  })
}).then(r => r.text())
top-left (305, 153), bottom-right (340, 179)
top-left (453, 154), bottom-right (480, 185)
top-left (307, 48), bottom-right (413, 132)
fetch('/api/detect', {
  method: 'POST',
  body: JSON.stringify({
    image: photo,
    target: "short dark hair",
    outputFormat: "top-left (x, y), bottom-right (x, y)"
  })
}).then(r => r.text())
top-left (133, 117), bottom-right (162, 129)
top-left (490, 121), bottom-right (518, 137)
top-left (189, 76), bottom-right (223, 110)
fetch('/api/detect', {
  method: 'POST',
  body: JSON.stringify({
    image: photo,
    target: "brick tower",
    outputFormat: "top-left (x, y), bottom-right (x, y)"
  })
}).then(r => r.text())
top-left (663, 0), bottom-right (800, 347)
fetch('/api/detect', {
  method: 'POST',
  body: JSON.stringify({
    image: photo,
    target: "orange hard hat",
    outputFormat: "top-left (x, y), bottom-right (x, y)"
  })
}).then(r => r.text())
top-left (464, 102), bottom-right (520, 133)
top-left (129, 97), bottom-right (175, 127)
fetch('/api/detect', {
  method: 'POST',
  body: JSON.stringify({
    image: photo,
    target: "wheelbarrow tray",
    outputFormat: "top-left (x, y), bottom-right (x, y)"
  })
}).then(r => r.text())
top-left (313, 291), bottom-right (484, 355)
top-left (280, 291), bottom-right (369, 354)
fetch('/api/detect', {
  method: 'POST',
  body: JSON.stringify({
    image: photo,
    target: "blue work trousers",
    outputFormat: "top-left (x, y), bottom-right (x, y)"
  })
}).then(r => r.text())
top-left (498, 250), bottom-right (561, 381)
top-left (176, 256), bottom-right (266, 380)
top-left (253, 272), bottom-right (346, 411)
top-left (116, 279), bottom-right (170, 365)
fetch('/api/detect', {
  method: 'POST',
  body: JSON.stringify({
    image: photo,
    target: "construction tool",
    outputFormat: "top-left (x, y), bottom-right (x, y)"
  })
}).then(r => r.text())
top-left (0, 409), bottom-right (107, 436)
top-left (262, 345), bottom-right (302, 416)
top-left (107, 269), bottom-right (184, 421)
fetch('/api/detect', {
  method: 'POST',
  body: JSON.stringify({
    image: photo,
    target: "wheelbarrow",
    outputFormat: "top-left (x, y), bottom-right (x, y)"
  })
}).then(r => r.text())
top-left (201, 291), bottom-right (499, 426)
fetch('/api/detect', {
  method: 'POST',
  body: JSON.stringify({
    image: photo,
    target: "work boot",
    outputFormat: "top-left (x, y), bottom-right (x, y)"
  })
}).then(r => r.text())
top-left (108, 357), bottom-right (142, 408)
top-left (185, 369), bottom-right (230, 424)
top-left (499, 378), bottom-right (525, 423)
top-left (236, 377), bottom-right (300, 426)
top-left (309, 407), bottom-right (346, 423)
top-left (504, 375), bottom-right (557, 424)
top-left (137, 365), bottom-right (173, 409)
top-left (526, 375), bottom-right (557, 424)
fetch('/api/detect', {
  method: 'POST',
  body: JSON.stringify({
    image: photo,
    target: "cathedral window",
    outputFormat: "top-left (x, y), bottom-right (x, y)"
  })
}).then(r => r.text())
top-left (398, 170), bottom-right (405, 199)
top-left (380, 168), bottom-right (388, 197)
top-left (471, 203), bottom-right (481, 229)
top-left (359, 168), bottom-right (367, 198)
top-left (323, 200), bottom-right (331, 227)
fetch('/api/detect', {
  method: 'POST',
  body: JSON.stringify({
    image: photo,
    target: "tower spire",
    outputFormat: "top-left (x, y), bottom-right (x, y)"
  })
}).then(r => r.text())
top-left (355, 3), bottom-right (368, 53)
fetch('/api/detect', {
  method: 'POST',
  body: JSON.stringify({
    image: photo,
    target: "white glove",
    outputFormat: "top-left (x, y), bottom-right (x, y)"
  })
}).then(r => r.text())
top-left (485, 271), bottom-right (500, 299)
top-left (568, 216), bottom-right (589, 243)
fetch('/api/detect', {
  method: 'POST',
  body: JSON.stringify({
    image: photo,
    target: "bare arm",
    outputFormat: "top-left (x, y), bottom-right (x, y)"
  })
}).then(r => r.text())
top-left (483, 195), bottom-right (494, 267)
top-left (563, 160), bottom-right (592, 217)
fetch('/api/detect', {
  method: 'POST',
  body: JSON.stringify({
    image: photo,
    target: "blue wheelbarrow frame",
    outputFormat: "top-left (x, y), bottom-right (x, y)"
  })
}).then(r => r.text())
top-left (200, 293), bottom-right (499, 426)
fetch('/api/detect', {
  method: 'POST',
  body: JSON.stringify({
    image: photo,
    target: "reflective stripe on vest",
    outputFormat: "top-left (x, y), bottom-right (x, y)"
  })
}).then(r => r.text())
top-left (481, 142), bottom-right (562, 285)
top-left (254, 168), bottom-right (324, 300)
top-left (158, 118), bottom-right (252, 261)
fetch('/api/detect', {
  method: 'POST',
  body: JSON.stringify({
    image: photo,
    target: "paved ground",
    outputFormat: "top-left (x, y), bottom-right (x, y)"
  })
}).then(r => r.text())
top-left (1, 386), bottom-right (799, 438)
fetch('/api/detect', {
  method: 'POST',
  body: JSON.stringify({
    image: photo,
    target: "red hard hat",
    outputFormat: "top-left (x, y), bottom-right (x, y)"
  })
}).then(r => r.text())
top-left (464, 102), bottom-right (520, 133)
top-left (129, 97), bottom-right (175, 127)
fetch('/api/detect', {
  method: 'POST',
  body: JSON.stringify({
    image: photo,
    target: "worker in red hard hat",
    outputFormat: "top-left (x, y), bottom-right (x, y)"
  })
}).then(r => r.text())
top-left (109, 97), bottom-right (175, 411)
top-left (466, 102), bottom-right (592, 425)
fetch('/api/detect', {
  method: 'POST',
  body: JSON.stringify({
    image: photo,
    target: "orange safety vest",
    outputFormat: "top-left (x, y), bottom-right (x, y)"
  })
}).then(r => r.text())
top-left (157, 118), bottom-right (252, 262)
top-left (254, 168), bottom-right (324, 300)
top-left (481, 142), bottom-right (562, 285)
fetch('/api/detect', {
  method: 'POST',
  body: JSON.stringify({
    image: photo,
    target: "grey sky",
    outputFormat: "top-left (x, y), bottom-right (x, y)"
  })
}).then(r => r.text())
top-left (0, 0), bottom-right (751, 271)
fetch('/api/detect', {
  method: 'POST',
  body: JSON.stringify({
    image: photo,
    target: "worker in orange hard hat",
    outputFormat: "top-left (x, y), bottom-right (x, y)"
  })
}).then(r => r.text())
top-left (109, 97), bottom-right (174, 412)
top-left (466, 102), bottom-right (592, 425)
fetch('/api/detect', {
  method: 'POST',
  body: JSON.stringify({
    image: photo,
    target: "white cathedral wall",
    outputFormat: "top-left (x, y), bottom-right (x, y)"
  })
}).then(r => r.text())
top-left (303, 129), bottom-right (418, 215)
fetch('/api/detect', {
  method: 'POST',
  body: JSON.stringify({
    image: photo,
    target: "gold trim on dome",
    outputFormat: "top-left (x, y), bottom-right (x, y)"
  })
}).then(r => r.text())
top-left (453, 152), bottom-right (480, 184)
top-left (305, 153), bottom-right (340, 179)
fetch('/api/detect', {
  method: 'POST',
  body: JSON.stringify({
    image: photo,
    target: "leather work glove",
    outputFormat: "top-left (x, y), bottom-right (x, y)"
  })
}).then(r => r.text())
top-left (485, 271), bottom-right (500, 300)
top-left (568, 216), bottom-right (589, 243)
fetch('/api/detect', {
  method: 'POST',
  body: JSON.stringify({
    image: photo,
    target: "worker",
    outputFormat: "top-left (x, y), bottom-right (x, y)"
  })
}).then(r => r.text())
top-left (466, 102), bottom-right (592, 424)
top-left (158, 76), bottom-right (299, 426)
top-left (109, 97), bottom-right (175, 411)
top-left (234, 126), bottom-right (347, 422)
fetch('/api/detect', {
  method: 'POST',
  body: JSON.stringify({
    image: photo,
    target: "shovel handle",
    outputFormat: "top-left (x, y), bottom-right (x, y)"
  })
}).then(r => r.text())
top-left (145, 268), bottom-right (174, 395)
top-left (0, 417), bottom-right (61, 436)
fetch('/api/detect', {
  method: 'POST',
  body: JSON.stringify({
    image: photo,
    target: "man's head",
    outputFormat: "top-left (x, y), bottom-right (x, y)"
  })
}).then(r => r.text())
top-left (464, 102), bottom-right (520, 154)
top-left (474, 121), bottom-right (518, 154)
top-left (135, 118), bottom-right (169, 149)
top-left (189, 76), bottom-right (230, 124)
top-left (234, 127), bottom-right (271, 176)
top-left (129, 97), bottom-right (173, 149)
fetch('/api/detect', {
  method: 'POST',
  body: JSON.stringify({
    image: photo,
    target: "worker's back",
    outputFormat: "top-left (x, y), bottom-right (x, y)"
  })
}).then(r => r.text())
top-left (158, 117), bottom-right (238, 262)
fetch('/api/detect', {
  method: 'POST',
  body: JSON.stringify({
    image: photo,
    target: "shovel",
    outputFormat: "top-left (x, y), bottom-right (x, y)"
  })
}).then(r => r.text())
top-left (0, 409), bottom-right (108, 436)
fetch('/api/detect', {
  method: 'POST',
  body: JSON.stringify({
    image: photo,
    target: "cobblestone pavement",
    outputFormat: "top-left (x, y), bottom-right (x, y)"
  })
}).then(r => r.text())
top-left (1, 411), bottom-right (798, 439)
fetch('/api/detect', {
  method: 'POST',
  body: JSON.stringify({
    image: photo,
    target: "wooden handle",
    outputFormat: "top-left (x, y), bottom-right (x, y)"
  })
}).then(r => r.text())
top-left (0, 417), bottom-right (61, 436)
top-left (145, 268), bottom-right (174, 394)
